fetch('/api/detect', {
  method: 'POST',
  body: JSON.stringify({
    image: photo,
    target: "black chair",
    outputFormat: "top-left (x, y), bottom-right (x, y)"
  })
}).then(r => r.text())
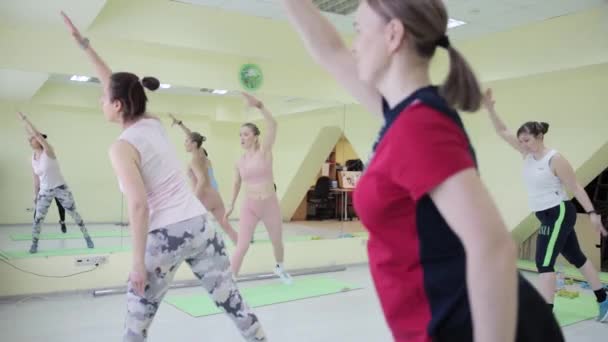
top-left (345, 159), bottom-right (364, 171)
top-left (307, 176), bottom-right (335, 220)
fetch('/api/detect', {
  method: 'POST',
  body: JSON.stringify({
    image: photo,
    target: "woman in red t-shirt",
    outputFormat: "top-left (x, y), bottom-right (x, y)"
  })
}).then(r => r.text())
top-left (280, 1), bottom-right (563, 341)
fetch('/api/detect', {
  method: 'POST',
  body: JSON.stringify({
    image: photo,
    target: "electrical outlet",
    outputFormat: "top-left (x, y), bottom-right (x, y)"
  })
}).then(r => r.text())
top-left (75, 256), bottom-right (108, 267)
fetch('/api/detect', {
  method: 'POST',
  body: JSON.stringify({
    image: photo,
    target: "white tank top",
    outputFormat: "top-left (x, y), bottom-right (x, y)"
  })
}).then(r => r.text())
top-left (118, 118), bottom-right (205, 231)
top-left (32, 151), bottom-right (66, 190)
top-left (522, 149), bottom-right (568, 212)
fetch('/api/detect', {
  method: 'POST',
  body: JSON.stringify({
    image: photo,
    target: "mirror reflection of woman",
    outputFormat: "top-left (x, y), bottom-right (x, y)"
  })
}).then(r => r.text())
top-left (168, 113), bottom-right (238, 245)
top-left (62, 11), bottom-right (266, 342)
top-left (225, 93), bottom-right (292, 284)
top-left (18, 112), bottom-right (94, 254)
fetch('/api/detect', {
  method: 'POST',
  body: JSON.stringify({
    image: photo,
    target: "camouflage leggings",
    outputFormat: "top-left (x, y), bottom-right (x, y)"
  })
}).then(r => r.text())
top-left (32, 184), bottom-right (90, 242)
top-left (124, 215), bottom-right (266, 342)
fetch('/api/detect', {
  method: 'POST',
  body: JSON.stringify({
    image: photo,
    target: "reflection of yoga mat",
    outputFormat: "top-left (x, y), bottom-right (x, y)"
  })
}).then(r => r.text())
top-left (11, 230), bottom-right (129, 241)
top-left (1, 246), bottom-right (130, 259)
top-left (165, 277), bottom-right (361, 317)
top-left (554, 294), bottom-right (598, 327)
top-left (2, 235), bottom-right (320, 259)
top-left (517, 259), bottom-right (608, 283)
top-left (11, 230), bottom-right (317, 243)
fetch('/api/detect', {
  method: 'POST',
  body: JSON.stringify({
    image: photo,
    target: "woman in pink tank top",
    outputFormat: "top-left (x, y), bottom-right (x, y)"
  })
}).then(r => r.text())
top-left (225, 93), bottom-right (292, 284)
top-left (63, 13), bottom-right (265, 342)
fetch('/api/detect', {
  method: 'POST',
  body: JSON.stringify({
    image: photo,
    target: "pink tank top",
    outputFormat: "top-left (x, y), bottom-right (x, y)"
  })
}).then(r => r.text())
top-left (238, 152), bottom-right (274, 184)
top-left (238, 152), bottom-right (274, 198)
top-left (118, 118), bottom-right (205, 231)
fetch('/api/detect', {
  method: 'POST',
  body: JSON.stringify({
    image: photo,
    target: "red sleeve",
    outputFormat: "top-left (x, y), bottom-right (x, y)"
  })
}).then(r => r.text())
top-left (389, 104), bottom-right (476, 200)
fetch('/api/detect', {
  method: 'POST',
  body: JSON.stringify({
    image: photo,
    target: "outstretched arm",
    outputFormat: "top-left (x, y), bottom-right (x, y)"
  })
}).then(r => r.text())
top-left (552, 154), bottom-right (608, 236)
top-left (17, 112), bottom-right (56, 158)
top-left (279, 0), bottom-right (381, 117)
top-left (109, 140), bottom-right (149, 296)
top-left (483, 89), bottom-right (525, 155)
top-left (61, 12), bottom-right (112, 92)
top-left (168, 113), bottom-right (194, 136)
top-left (242, 93), bottom-right (276, 153)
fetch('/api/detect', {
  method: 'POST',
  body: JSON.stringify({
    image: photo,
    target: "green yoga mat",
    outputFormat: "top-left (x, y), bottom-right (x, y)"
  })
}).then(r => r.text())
top-left (1, 245), bottom-right (130, 259)
top-left (165, 277), bottom-right (360, 317)
top-left (554, 294), bottom-right (598, 326)
top-left (10, 230), bottom-right (129, 241)
top-left (517, 259), bottom-right (608, 283)
top-left (1, 234), bottom-right (317, 259)
top-left (10, 230), bottom-right (316, 243)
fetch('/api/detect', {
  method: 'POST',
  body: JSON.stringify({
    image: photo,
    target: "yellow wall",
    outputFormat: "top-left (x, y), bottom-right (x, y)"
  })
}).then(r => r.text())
top-left (469, 64), bottom-right (608, 239)
top-left (0, 101), bottom-right (240, 224)
top-left (0, 102), bottom-right (123, 224)
top-left (3, 64), bottom-right (607, 238)
top-left (335, 136), bottom-right (359, 165)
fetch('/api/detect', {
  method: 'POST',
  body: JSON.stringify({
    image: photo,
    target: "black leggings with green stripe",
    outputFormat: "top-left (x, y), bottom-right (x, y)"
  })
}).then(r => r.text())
top-left (535, 201), bottom-right (587, 273)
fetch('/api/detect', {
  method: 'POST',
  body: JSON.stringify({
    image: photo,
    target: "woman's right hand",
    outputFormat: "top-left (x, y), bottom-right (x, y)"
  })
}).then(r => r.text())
top-left (590, 213), bottom-right (608, 237)
top-left (224, 205), bottom-right (233, 221)
top-left (482, 88), bottom-right (495, 112)
top-left (60, 11), bottom-right (87, 46)
top-left (168, 113), bottom-right (180, 127)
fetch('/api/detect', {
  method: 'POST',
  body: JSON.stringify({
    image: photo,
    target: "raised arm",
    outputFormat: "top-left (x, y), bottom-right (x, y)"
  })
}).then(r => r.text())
top-left (61, 12), bottom-right (112, 92)
top-left (17, 112), bottom-right (56, 158)
top-left (168, 113), bottom-right (193, 136)
top-left (279, 0), bottom-right (381, 117)
top-left (109, 140), bottom-right (149, 296)
top-left (242, 93), bottom-right (276, 153)
top-left (483, 89), bottom-right (525, 155)
top-left (552, 154), bottom-right (608, 236)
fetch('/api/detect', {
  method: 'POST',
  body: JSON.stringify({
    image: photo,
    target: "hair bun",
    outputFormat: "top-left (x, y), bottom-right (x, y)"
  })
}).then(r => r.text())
top-left (141, 77), bottom-right (160, 91)
top-left (539, 122), bottom-right (550, 134)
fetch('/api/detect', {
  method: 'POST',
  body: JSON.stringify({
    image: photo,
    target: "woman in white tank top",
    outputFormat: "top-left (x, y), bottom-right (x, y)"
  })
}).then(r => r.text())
top-left (17, 112), bottom-right (94, 254)
top-left (62, 13), bottom-right (266, 341)
top-left (483, 89), bottom-right (608, 322)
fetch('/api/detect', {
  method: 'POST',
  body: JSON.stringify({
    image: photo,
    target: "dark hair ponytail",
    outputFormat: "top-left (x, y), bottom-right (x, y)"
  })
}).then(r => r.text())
top-left (517, 121), bottom-right (550, 137)
top-left (109, 72), bottom-right (159, 122)
top-left (189, 132), bottom-right (206, 148)
top-left (367, 0), bottom-right (482, 112)
top-left (440, 47), bottom-right (482, 112)
top-left (141, 77), bottom-right (160, 91)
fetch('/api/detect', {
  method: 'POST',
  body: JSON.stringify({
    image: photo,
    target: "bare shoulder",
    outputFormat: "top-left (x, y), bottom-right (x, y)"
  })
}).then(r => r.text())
top-left (109, 140), bottom-right (140, 162)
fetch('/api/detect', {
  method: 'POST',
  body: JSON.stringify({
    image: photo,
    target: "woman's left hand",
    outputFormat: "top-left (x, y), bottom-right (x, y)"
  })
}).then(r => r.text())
top-left (241, 92), bottom-right (264, 109)
top-left (590, 213), bottom-right (608, 237)
top-left (17, 111), bottom-right (26, 121)
top-left (129, 263), bottom-right (147, 296)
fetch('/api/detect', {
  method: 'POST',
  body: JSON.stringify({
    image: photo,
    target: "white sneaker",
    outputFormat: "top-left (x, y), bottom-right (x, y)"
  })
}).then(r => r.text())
top-left (274, 266), bottom-right (293, 285)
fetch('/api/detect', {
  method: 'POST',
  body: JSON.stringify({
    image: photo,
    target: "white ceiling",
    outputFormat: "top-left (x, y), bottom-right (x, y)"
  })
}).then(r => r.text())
top-left (173, 0), bottom-right (606, 40)
top-left (0, 69), bottom-right (49, 101)
top-left (0, 0), bottom-right (107, 30)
